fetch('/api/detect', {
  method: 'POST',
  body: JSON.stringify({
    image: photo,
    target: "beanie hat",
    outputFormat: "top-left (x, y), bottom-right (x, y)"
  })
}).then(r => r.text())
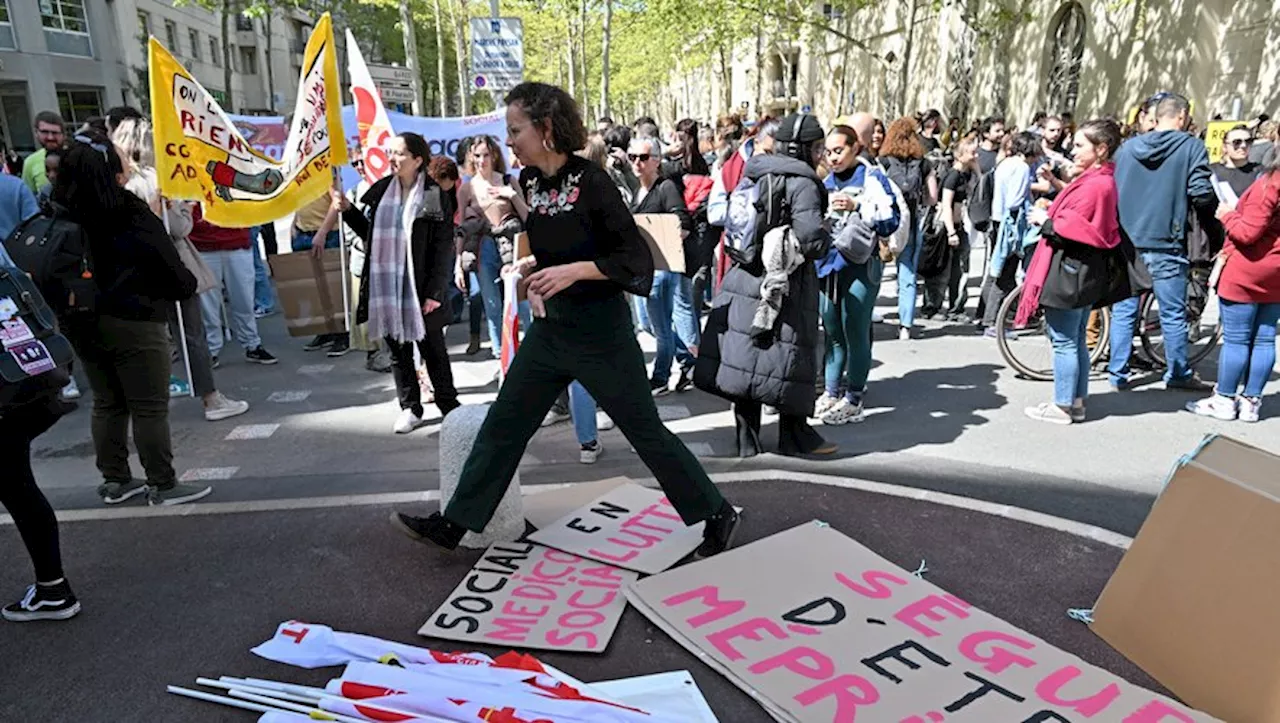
top-left (774, 113), bottom-right (825, 145)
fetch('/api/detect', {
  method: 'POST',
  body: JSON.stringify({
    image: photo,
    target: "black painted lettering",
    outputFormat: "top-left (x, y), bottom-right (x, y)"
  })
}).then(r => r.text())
top-left (861, 640), bottom-right (951, 685)
top-left (945, 671), bottom-right (1025, 712)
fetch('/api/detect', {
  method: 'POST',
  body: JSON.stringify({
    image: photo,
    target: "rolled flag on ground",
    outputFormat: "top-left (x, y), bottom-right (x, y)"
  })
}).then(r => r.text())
top-left (499, 272), bottom-right (521, 381)
top-left (251, 621), bottom-right (494, 670)
top-left (345, 28), bottom-right (395, 185)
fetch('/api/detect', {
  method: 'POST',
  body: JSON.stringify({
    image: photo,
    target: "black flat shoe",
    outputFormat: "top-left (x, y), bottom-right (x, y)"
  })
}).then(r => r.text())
top-left (695, 503), bottom-right (741, 559)
top-left (390, 511), bottom-right (465, 551)
top-left (735, 415), bottom-right (762, 459)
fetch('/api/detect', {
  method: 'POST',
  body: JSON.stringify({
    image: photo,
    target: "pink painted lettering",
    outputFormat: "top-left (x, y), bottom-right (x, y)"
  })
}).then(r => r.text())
top-left (893, 594), bottom-right (971, 638)
top-left (835, 570), bottom-right (910, 600)
top-left (662, 585), bottom-right (747, 628)
top-left (958, 630), bottom-right (1037, 674)
top-left (794, 674), bottom-right (881, 721)
top-left (706, 617), bottom-right (787, 661)
top-left (1035, 665), bottom-right (1121, 715)
top-left (1122, 701), bottom-right (1197, 722)
top-left (748, 646), bottom-right (835, 680)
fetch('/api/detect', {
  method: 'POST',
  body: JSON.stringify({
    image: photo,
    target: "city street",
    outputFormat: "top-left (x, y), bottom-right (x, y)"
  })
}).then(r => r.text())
top-left (3, 263), bottom-right (1273, 720)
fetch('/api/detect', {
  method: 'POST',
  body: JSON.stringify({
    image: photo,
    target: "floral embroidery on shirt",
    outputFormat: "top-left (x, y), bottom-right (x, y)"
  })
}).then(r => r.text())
top-left (526, 171), bottom-right (583, 217)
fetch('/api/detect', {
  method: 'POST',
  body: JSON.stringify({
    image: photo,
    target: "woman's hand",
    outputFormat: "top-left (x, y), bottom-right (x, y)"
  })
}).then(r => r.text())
top-left (454, 260), bottom-right (467, 291)
top-left (526, 262), bottom-right (587, 300)
top-left (331, 188), bottom-right (351, 212)
top-left (830, 194), bottom-right (859, 213)
top-left (423, 298), bottom-right (441, 315)
top-left (946, 231), bottom-right (960, 248)
top-left (1027, 207), bottom-right (1049, 227)
top-left (489, 185), bottom-right (517, 201)
top-left (1216, 202), bottom-right (1236, 220)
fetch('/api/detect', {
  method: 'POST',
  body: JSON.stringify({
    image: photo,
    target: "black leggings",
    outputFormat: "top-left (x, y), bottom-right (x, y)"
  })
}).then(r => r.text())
top-left (0, 400), bottom-right (65, 582)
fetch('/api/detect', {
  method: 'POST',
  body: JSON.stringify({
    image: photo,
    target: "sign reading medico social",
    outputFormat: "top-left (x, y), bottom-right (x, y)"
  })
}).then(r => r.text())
top-left (470, 17), bottom-right (523, 92)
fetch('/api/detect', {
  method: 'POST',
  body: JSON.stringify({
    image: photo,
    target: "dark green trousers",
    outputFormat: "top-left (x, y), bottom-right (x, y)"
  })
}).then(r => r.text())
top-left (444, 293), bottom-right (725, 532)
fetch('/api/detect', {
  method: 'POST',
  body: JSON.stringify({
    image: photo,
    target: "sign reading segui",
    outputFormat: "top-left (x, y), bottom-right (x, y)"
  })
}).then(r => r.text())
top-left (628, 522), bottom-right (1218, 723)
top-left (420, 542), bottom-right (637, 654)
top-left (528, 483), bottom-right (706, 575)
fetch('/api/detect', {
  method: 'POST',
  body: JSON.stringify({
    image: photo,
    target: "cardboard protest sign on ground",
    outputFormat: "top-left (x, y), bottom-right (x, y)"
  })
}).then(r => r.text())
top-left (268, 249), bottom-right (348, 337)
top-left (419, 542), bottom-right (637, 654)
top-left (528, 483), bottom-right (703, 575)
top-left (628, 521), bottom-right (1217, 723)
top-left (523, 477), bottom-right (630, 530)
top-left (1093, 435), bottom-right (1279, 723)
top-left (634, 214), bottom-right (685, 273)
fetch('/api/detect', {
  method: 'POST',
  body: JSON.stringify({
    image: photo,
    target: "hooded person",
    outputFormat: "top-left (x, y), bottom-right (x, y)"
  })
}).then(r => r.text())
top-left (694, 112), bottom-right (837, 457)
top-left (1109, 92), bottom-right (1218, 390)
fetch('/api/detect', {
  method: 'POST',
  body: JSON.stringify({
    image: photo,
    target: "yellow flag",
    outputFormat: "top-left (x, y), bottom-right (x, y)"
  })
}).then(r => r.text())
top-left (149, 13), bottom-right (348, 227)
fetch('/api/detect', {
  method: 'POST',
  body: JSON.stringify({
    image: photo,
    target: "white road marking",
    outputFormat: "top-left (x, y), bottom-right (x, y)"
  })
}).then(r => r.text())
top-left (657, 404), bottom-right (691, 421)
top-left (225, 424), bottom-right (280, 440)
top-left (267, 391), bottom-right (312, 403)
top-left (298, 364), bottom-right (334, 374)
top-left (178, 467), bottom-right (239, 482)
top-left (685, 442), bottom-right (716, 456)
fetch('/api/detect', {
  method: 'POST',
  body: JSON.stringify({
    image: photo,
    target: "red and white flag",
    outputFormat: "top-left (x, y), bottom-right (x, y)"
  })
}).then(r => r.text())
top-left (345, 29), bottom-right (395, 185)
top-left (499, 272), bottom-right (521, 382)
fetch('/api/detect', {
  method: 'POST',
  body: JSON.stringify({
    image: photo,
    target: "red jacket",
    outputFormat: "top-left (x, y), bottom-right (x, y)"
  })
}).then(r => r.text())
top-left (189, 204), bottom-right (251, 252)
top-left (1220, 174), bottom-right (1280, 304)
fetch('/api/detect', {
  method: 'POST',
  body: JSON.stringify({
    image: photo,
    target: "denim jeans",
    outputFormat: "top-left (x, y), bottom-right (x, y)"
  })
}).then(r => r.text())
top-left (1044, 305), bottom-right (1091, 406)
top-left (896, 218), bottom-right (924, 327)
top-left (1217, 299), bottom-right (1280, 398)
top-left (646, 270), bottom-right (699, 384)
top-left (477, 237), bottom-right (531, 357)
top-left (821, 258), bottom-right (882, 398)
top-left (468, 271), bottom-right (484, 336)
top-left (568, 380), bottom-right (598, 445)
top-left (198, 248), bottom-right (261, 356)
top-left (250, 227), bottom-right (277, 314)
top-left (1109, 250), bottom-right (1190, 384)
top-left (292, 228), bottom-right (341, 252)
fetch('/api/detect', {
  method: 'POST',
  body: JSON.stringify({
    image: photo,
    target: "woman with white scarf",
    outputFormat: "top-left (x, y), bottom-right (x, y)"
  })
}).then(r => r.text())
top-left (337, 132), bottom-right (459, 433)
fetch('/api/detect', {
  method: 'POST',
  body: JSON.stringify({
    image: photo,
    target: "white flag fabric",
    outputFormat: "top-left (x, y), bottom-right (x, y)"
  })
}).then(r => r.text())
top-left (345, 28), bottom-right (396, 186)
top-left (251, 621), bottom-right (494, 670)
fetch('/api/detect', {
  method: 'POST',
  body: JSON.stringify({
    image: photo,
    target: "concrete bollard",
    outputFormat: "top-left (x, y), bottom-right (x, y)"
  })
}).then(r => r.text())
top-left (438, 403), bottom-right (524, 549)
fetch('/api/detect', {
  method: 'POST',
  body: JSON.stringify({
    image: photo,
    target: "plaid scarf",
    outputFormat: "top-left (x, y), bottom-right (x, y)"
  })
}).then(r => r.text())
top-left (367, 176), bottom-right (427, 342)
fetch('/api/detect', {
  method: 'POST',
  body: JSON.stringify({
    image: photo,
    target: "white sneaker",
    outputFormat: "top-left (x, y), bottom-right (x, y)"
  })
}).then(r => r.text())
top-left (1185, 394), bottom-right (1238, 421)
top-left (394, 408), bottom-right (427, 434)
top-left (597, 411), bottom-right (615, 430)
top-left (541, 408), bottom-right (571, 427)
top-left (898, 326), bottom-right (912, 341)
top-left (580, 440), bottom-right (603, 464)
top-left (813, 392), bottom-right (839, 419)
top-left (60, 378), bottom-right (81, 401)
top-left (1238, 396), bottom-right (1261, 423)
top-left (872, 311), bottom-right (884, 323)
top-left (821, 397), bottom-right (864, 426)
top-left (1024, 402), bottom-right (1074, 426)
top-left (203, 392), bottom-right (250, 422)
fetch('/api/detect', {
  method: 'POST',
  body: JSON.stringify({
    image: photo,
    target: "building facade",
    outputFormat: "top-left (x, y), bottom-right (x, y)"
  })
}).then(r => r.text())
top-left (657, 0), bottom-right (1280, 131)
top-left (0, 0), bottom-right (335, 152)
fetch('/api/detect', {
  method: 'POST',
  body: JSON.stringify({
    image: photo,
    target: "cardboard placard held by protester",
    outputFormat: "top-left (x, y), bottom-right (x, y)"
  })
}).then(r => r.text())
top-left (268, 249), bottom-right (349, 337)
top-left (1092, 435), bottom-right (1280, 723)
top-left (514, 217), bottom-right (683, 273)
top-left (419, 541), bottom-right (637, 654)
top-left (628, 521), bottom-right (1216, 723)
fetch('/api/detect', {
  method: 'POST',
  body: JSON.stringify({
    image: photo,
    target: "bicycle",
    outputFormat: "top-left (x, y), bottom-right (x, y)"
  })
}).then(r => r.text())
top-left (995, 285), bottom-right (1221, 382)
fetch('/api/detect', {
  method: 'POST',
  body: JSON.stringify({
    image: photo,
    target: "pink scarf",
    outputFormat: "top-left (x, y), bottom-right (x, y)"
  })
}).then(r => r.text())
top-left (1015, 163), bottom-right (1122, 326)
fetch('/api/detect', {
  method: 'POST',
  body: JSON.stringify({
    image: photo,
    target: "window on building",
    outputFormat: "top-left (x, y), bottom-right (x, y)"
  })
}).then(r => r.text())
top-left (164, 20), bottom-right (179, 53)
top-left (136, 10), bottom-right (150, 40)
top-left (189, 28), bottom-right (201, 61)
top-left (239, 46), bottom-right (258, 75)
top-left (235, 14), bottom-right (253, 32)
top-left (56, 87), bottom-right (103, 129)
top-left (41, 0), bottom-right (92, 56)
top-left (0, 0), bottom-right (16, 50)
top-left (209, 36), bottom-right (221, 66)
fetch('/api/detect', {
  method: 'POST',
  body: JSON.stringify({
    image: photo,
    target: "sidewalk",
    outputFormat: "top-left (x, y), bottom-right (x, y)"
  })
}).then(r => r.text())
top-left (0, 478), bottom-right (1162, 721)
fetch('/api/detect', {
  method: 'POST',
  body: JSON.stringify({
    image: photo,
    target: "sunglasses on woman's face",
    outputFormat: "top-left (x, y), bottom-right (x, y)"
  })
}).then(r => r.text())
top-left (1228, 138), bottom-right (1253, 149)
top-left (628, 153), bottom-right (652, 162)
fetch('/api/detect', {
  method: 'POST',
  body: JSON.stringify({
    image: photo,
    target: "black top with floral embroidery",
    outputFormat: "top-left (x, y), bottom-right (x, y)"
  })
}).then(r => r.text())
top-left (519, 154), bottom-right (653, 300)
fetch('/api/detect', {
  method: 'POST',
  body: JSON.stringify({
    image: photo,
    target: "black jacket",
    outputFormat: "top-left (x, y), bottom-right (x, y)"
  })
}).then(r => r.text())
top-left (343, 175), bottom-right (456, 324)
top-left (85, 193), bottom-right (197, 323)
top-left (694, 154), bottom-right (831, 416)
top-left (631, 177), bottom-right (694, 233)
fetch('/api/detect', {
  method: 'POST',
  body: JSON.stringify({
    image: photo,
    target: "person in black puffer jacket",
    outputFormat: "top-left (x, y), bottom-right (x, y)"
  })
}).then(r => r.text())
top-left (694, 113), bottom-right (836, 457)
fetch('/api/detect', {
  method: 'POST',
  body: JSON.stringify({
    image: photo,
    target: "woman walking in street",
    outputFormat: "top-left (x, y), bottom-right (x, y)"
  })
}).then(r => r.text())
top-left (696, 113), bottom-right (838, 455)
top-left (1186, 147), bottom-right (1280, 422)
top-left (1016, 120), bottom-right (1124, 425)
top-left (337, 132), bottom-right (460, 434)
top-left (390, 82), bottom-right (739, 556)
top-left (57, 131), bottom-right (209, 506)
top-left (878, 117), bottom-right (937, 340)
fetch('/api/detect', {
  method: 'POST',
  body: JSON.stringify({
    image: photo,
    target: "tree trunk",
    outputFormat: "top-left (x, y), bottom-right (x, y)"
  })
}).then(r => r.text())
top-left (718, 44), bottom-right (730, 116)
top-left (578, 0), bottom-right (589, 112)
top-left (432, 0), bottom-right (448, 115)
top-left (222, 0), bottom-right (233, 106)
top-left (898, 0), bottom-right (919, 118)
top-left (399, 0), bottom-right (426, 114)
top-left (449, 0), bottom-right (469, 115)
top-left (753, 4), bottom-right (763, 115)
top-left (599, 0), bottom-right (611, 119)
top-left (565, 23), bottom-right (576, 98)
top-left (263, 9), bottom-right (275, 112)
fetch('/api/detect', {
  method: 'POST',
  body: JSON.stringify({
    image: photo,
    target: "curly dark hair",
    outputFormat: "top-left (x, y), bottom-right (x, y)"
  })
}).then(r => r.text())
top-left (505, 82), bottom-right (587, 154)
top-left (879, 117), bottom-right (925, 160)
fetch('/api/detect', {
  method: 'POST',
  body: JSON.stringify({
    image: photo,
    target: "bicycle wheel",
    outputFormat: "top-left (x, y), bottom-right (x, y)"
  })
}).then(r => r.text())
top-left (996, 285), bottom-right (1053, 381)
top-left (1138, 292), bottom-right (1222, 369)
top-left (1088, 306), bottom-right (1111, 366)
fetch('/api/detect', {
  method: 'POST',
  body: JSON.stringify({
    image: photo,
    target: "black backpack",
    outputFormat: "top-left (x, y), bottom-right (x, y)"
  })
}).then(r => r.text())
top-left (882, 157), bottom-right (925, 215)
top-left (2, 205), bottom-right (96, 317)
top-left (0, 264), bottom-right (73, 415)
top-left (967, 169), bottom-right (997, 232)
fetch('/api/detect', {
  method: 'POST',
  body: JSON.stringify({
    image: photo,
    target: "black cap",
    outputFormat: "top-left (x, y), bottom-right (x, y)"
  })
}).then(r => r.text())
top-left (775, 113), bottom-right (824, 144)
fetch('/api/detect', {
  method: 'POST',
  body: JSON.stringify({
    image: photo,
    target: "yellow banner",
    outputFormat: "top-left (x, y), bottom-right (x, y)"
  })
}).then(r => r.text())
top-left (149, 13), bottom-right (348, 228)
top-left (1205, 119), bottom-right (1243, 164)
